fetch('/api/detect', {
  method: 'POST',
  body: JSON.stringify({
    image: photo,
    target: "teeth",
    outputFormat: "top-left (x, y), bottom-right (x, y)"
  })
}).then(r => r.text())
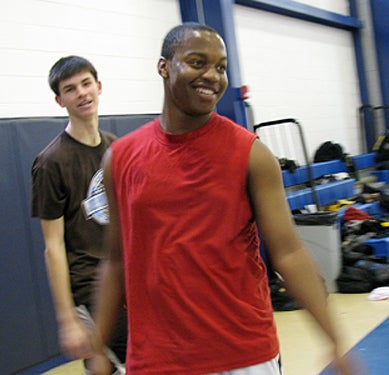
top-left (197, 87), bottom-right (214, 95)
top-left (80, 101), bottom-right (92, 107)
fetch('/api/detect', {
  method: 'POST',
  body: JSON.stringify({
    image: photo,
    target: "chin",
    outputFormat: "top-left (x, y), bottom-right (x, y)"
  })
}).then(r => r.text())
top-left (186, 111), bottom-right (211, 118)
top-left (188, 106), bottom-right (215, 117)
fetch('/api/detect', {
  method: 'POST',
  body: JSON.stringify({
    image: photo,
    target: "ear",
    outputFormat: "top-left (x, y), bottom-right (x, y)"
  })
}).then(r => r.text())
top-left (97, 80), bottom-right (102, 95)
top-left (157, 57), bottom-right (169, 79)
top-left (55, 95), bottom-right (65, 108)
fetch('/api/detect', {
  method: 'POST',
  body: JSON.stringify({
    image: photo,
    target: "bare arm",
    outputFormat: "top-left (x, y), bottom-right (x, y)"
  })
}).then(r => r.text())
top-left (89, 148), bottom-right (126, 374)
top-left (248, 139), bottom-right (354, 374)
top-left (41, 217), bottom-right (92, 359)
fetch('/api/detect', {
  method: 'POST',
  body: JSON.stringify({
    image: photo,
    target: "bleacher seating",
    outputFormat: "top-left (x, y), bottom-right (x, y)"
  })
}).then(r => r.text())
top-left (283, 152), bottom-right (389, 264)
top-left (283, 159), bottom-right (355, 211)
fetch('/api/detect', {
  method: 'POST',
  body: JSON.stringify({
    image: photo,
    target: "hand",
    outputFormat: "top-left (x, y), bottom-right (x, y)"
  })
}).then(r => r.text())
top-left (58, 318), bottom-right (94, 359)
top-left (86, 353), bottom-right (113, 375)
top-left (329, 350), bottom-right (367, 375)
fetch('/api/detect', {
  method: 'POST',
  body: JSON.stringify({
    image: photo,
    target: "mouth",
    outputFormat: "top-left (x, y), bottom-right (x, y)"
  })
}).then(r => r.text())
top-left (194, 86), bottom-right (218, 99)
top-left (78, 100), bottom-right (93, 108)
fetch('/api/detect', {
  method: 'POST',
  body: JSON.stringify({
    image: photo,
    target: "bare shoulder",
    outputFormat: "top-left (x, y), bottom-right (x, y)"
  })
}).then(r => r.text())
top-left (248, 139), bottom-right (282, 181)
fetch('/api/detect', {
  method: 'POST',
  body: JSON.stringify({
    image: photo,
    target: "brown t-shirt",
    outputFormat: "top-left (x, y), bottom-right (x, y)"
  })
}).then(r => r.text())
top-left (31, 130), bottom-right (116, 306)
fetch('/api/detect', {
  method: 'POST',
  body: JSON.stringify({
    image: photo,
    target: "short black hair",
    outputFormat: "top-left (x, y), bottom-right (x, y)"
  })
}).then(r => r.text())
top-left (161, 22), bottom-right (220, 60)
top-left (48, 55), bottom-right (98, 95)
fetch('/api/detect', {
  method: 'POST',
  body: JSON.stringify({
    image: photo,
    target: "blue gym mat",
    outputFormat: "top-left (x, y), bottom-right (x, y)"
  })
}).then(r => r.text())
top-left (320, 317), bottom-right (389, 375)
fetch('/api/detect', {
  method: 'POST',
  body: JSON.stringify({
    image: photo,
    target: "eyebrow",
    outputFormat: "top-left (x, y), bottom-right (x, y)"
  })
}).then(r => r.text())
top-left (61, 77), bottom-right (93, 91)
top-left (185, 52), bottom-right (228, 61)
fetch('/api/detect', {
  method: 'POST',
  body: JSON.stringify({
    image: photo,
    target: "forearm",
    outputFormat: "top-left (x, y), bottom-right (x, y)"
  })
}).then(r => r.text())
top-left (272, 247), bottom-right (339, 345)
top-left (92, 258), bottom-right (125, 352)
top-left (45, 245), bottom-right (77, 325)
top-left (92, 151), bottom-right (126, 354)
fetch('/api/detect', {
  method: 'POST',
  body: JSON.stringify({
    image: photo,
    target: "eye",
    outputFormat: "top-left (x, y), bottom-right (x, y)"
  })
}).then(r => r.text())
top-left (83, 80), bottom-right (92, 87)
top-left (217, 64), bottom-right (227, 73)
top-left (188, 59), bottom-right (205, 69)
top-left (64, 87), bottom-right (74, 93)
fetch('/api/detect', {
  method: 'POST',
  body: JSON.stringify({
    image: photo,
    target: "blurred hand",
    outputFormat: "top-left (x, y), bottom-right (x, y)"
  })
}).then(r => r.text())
top-left (87, 353), bottom-right (113, 375)
top-left (329, 350), bottom-right (368, 375)
top-left (58, 319), bottom-right (94, 359)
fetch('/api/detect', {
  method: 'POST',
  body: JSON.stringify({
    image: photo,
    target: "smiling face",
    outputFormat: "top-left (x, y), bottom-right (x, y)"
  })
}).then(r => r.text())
top-left (159, 29), bottom-right (228, 120)
top-left (55, 70), bottom-right (102, 121)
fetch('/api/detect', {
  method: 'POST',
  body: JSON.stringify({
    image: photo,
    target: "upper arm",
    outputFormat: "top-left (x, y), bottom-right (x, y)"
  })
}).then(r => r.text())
top-left (247, 139), bottom-right (302, 259)
top-left (40, 217), bottom-right (65, 250)
top-left (102, 148), bottom-right (122, 262)
top-left (31, 156), bottom-right (67, 220)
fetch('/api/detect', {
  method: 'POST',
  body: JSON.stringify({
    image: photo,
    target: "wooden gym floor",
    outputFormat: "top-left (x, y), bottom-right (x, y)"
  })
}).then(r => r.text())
top-left (40, 292), bottom-right (389, 375)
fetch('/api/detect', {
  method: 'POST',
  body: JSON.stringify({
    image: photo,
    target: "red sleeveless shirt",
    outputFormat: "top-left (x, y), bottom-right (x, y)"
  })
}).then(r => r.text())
top-left (111, 113), bottom-right (279, 374)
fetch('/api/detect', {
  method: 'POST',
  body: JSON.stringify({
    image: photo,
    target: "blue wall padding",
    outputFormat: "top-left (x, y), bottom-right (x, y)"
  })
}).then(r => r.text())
top-left (0, 114), bottom-right (156, 375)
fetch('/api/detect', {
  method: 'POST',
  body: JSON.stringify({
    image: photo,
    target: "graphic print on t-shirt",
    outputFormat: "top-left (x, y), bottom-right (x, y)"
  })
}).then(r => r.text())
top-left (82, 169), bottom-right (109, 225)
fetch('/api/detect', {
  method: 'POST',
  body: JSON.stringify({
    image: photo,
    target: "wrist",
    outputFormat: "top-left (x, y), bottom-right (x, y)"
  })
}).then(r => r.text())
top-left (91, 330), bottom-right (105, 354)
top-left (57, 308), bottom-right (78, 326)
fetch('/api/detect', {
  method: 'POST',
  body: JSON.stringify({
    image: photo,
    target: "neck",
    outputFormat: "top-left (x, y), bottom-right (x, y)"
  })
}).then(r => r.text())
top-left (65, 116), bottom-right (100, 146)
top-left (159, 106), bottom-right (212, 135)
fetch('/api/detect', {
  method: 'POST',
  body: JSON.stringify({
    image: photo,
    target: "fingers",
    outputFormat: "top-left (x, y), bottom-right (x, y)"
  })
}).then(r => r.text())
top-left (59, 324), bottom-right (94, 360)
top-left (86, 353), bottom-right (113, 375)
top-left (331, 351), bottom-right (368, 375)
top-left (61, 337), bottom-right (94, 360)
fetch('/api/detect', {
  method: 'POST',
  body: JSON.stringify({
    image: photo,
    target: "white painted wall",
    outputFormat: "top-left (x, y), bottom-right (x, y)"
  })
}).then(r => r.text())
top-left (295, 0), bottom-right (350, 14)
top-left (0, 0), bottom-right (181, 117)
top-left (0, 0), bottom-right (362, 159)
top-left (234, 2), bottom-right (362, 162)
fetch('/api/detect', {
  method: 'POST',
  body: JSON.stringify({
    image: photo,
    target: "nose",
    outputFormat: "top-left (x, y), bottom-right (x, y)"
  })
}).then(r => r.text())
top-left (76, 85), bottom-right (87, 97)
top-left (201, 66), bottom-right (220, 82)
